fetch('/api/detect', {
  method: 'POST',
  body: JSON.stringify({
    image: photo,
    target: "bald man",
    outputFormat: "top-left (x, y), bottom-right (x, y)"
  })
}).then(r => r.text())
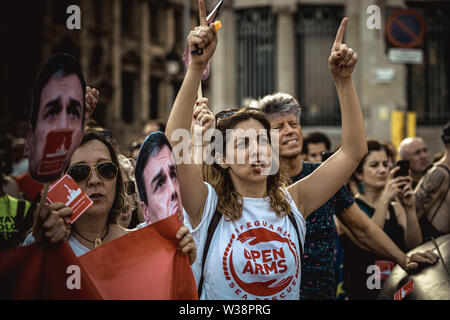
top-left (398, 137), bottom-right (432, 188)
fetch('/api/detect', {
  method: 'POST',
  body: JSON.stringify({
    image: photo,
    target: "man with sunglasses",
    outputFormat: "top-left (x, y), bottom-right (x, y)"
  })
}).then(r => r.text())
top-left (135, 131), bottom-right (183, 226)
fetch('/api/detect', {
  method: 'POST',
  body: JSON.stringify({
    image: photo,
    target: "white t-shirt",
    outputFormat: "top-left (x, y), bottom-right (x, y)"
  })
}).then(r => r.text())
top-left (185, 182), bottom-right (306, 300)
top-left (23, 233), bottom-right (90, 257)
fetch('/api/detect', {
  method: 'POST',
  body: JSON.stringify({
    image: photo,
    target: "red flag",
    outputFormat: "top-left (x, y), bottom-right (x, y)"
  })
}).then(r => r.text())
top-left (79, 214), bottom-right (198, 300)
top-left (0, 242), bottom-right (101, 299)
top-left (0, 214), bottom-right (197, 299)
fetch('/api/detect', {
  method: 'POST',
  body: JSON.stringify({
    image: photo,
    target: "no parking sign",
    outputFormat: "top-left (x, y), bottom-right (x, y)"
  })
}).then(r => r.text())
top-left (386, 9), bottom-right (426, 64)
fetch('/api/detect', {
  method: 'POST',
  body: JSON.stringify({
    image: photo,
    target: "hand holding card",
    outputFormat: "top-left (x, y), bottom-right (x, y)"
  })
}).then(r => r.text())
top-left (46, 174), bottom-right (93, 224)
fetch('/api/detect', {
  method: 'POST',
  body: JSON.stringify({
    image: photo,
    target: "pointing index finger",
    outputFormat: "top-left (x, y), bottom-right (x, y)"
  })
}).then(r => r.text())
top-left (333, 17), bottom-right (348, 51)
top-left (199, 0), bottom-right (207, 27)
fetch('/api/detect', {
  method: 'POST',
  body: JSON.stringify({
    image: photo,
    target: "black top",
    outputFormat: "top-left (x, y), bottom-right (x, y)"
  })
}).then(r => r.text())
top-left (343, 198), bottom-right (406, 300)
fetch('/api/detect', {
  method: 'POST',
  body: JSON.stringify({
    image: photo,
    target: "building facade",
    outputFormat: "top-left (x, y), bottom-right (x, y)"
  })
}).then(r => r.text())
top-left (0, 0), bottom-right (448, 157)
top-left (211, 0), bottom-right (449, 157)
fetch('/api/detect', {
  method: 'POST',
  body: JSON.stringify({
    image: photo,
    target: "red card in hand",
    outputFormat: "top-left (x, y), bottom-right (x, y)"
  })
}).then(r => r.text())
top-left (47, 174), bottom-right (93, 224)
top-left (375, 260), bottom-right (395, 281)
top-left (394, 278), bottom-right (415, 300)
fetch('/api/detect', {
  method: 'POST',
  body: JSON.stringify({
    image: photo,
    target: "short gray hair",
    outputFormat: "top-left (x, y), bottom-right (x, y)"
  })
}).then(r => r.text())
top-left (257, 92), bottom-right (302, 122)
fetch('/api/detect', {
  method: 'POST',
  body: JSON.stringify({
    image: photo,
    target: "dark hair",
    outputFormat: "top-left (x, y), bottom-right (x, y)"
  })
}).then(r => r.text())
top-left (144, 119), bottom-right (166, 134)
top-left (257, 92), bottom-right (302, 122)
top-left (135, 131), bottom-right (172, 206)
top-left (302, 131), bottom-right (331, 154)
top-left (442, 121), bottom-right (450, 145)
top-left (30, 53), bottom-right (86, 131)
top-left (73, 131), bottom-right (124, 224)
top-left (355, 139), bottom-right (390, 175)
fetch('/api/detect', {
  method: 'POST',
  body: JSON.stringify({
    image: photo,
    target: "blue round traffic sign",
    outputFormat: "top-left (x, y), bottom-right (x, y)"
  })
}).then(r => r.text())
top-left (386, 9), bottom-right (426, 48)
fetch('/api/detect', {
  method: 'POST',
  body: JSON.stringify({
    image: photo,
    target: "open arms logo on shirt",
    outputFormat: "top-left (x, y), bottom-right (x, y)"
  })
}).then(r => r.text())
top-left (222, 221), bottom-right (300, 300)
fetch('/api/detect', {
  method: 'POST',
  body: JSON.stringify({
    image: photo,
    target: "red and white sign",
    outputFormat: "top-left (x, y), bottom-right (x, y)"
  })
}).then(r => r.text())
top-left (38, 129), bottom-right (73, 176)
top-left (222, 224), bottom-right (300, 299)
top-left (394, 278), bottom-right (415, 300)
top-left (375, 260), bottom-right (395, 281)
top-left (47, 174), bottom-right (93, 224)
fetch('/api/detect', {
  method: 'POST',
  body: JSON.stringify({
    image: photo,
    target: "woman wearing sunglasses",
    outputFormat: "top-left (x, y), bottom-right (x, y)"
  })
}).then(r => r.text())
top-left (28, 131), bottom-right (196, 263)
top-left (165, 0), bottom-right (366, 300)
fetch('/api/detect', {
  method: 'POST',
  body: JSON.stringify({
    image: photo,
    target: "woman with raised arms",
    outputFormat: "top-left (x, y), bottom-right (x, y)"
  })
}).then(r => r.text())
top-left (165, 0), bottom-right (366, 300)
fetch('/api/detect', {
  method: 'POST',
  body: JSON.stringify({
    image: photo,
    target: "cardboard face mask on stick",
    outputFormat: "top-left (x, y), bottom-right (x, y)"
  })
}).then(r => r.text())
top-left (135, 131), bottom-right (183, 226)
top-left (25, 53), bottom-right (86, 184)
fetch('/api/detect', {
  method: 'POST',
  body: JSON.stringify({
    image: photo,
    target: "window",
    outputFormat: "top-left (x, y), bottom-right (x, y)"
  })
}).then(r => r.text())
top-left (237, 8), bottom-right (275, 104)
top-left (150, 76), bottom-right (161, 119)
top-left (150, 2), bottom-right (166, 44)
top-left (406, 2), bottom-right (450, 124)
top-left (295, 6), bottom-right (344, 125)
top-left (122, 71), bottom-right (136, 123)
top-left (174, 7), bottom-right (184, 44)
top-left (121, 0), bottom-right (135, 35)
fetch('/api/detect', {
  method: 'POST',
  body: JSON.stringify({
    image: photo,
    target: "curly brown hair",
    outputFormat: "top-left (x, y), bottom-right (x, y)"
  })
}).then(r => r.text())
top-left (203, 107), bottom-right (291, 221)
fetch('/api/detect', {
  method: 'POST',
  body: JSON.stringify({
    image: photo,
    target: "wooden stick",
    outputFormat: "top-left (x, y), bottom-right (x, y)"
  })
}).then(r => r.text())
top-left (39, 183), bottom-right (50, 208)
top-left (197, 82), bottom-right (203, 99)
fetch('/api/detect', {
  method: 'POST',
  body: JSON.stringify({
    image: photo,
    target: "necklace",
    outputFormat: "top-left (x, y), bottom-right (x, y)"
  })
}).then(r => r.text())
top-left (73, 224), bottom-right (110, 248)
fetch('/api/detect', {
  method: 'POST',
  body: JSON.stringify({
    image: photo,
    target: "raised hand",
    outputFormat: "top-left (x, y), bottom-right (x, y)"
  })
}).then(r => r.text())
top-left (398, 177), bottom-right (415, 208)
top-left (328, 18), bottom-right (358, 80)
top-left (85, 86), bottom-right (100, 123)
top-left (190, 98), bottom-right (214, 164)
top-left (175, 226), bottom-right (197, 265)
top-left (191, 98), bottom-right (214, 142)
top-left (187, 0), bottom-right (218, 69)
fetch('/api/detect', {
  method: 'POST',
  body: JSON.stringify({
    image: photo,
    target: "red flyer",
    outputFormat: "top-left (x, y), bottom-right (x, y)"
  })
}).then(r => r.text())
top-left (38, 129), bottom-right (73, 176)
top-left (46, 174), bottom-right (93, 224)
top-left (375, 260), bottom-right (395, 281)
top-left (394, 278), bottom-right (415, 300)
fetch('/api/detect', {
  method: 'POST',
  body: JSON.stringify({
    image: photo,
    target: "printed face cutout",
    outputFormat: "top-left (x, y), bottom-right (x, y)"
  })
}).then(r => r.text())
top-left (25, 54), bottom-right (85, 183)
top-left (135, 132), bottom-right (183, 226)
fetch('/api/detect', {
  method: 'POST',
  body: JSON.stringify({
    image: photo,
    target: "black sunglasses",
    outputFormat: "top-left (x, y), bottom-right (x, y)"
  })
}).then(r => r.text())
top-left (67, 162), bottom-right (118, 184)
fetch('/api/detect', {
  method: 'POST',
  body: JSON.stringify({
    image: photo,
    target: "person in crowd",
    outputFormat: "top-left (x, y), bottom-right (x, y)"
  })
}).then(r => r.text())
top-left (0, 160), bottom-right (32, 251)
top-left (25, 131), bottom-right (196, 264)
top-left (343, 139), bottom-right (423, 299)
top-left (256, 93), bottom-right (436, 300)
top-left (127, 137), bottom-right (145, 161)
top-left (302, 131), bottom-right (332, 163)
top-left (143, 120), bottom-right (166, 137)
top-left (0, 158), bottom-right (22, 199)
top-left (165, 1), bottom-right (368, 299)
top-left (398, 137), bottom-right (432, 188)
top-left (11, 138), bottom-right (28, 178)
top-left (135, 131), bottom-right (183, 226)
top-left (117, 154), bottom-right (143, 229)
top-left (415, 121), bottom-right (450, 242)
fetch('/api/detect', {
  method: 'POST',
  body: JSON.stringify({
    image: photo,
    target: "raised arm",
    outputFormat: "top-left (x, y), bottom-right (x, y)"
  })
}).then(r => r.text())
top-left (165, 0), bottom-right (218, 229)
top-left (288, 18), bottom-right (367, 218)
